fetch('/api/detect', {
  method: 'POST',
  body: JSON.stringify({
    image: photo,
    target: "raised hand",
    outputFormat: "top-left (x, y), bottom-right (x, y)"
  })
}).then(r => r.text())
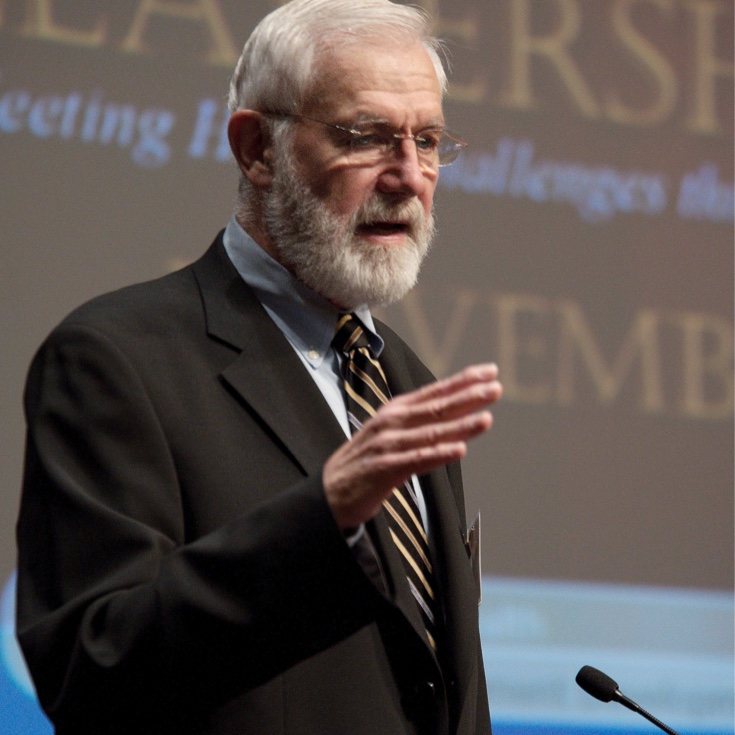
top-left (323, 363), bottom-right (502, 529)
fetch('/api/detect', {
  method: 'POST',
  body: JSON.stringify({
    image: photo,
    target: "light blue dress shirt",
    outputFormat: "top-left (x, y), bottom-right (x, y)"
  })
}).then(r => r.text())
top-left (222, 216), bottom-right (428, 532)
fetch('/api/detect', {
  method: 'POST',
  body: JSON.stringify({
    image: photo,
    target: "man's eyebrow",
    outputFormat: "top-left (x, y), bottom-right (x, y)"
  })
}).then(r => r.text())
top-left (347, 114), bottom-right (391, 127)
top-left (348, 115), bottom-right (447, 130)
top-left (421, 117), bottom-right (447, 129)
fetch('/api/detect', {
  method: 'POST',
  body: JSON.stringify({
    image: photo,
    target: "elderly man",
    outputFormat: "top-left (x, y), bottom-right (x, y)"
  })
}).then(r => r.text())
top-left (16, 1), bottom-right (501, 734)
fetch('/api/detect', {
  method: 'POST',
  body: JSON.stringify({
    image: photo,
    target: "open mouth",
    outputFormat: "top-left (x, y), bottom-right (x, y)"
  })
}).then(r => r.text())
top-left (357, 221), bottom-right (410, 237)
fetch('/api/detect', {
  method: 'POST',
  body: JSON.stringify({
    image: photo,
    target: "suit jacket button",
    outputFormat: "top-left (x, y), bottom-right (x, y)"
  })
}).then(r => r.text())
top-left (419, 680), bottom-right (436, 701)
top-left (406, 679), bottom-right (438, 711)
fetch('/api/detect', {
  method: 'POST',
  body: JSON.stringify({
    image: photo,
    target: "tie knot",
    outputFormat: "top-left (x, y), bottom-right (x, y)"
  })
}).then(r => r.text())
top-left (332, 312), bottom-right (371, 356)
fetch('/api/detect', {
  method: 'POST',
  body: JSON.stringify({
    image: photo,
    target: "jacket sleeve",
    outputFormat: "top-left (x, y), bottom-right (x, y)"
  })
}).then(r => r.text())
top-left (16, 321), bottom-right (379, 729)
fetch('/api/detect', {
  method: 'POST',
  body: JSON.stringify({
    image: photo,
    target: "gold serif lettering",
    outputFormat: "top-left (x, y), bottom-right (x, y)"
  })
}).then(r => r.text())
top-left (496, 293), bottom-right (554, 403)
top-left (556, 302), bottom-right (665, 412)
top-left (606, 0), bottom-right (678, 126)
top-left (394, 287), bottom-right (479, 378)
top-left (683, 0), bottom-right (734, 135)
top-left (21, 0), bottom-right (106, 46)
top-left (678, 312), bottom-right (734, 419)
top-left (502, 0), bottom-right (600, 117)
top-left (413, 0), bottom-right (488, 103)
top-left (120, 0), bottom-right (238, 66)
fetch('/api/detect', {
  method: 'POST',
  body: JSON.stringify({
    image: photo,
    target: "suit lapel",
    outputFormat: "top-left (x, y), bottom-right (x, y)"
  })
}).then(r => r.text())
top-left (192, 236), bottom-right (347, 477)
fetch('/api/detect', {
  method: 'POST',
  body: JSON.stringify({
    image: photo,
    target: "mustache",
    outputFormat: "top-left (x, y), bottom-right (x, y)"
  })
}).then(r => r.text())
top-left (352, 197), bottom-right (427, 234)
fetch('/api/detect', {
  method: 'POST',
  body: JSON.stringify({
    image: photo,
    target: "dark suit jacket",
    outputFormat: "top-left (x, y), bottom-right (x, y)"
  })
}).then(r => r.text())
top-left (16, 233), bottom-right (491, 735)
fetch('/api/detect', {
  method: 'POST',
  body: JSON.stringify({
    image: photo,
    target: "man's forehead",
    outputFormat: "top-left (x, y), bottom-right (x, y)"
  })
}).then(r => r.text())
top-left (303, 39), bottom-right (443, 122)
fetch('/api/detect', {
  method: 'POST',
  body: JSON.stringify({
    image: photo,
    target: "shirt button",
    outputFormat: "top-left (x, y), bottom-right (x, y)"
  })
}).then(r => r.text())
top-left (307, 349), bottom-right (320, 361)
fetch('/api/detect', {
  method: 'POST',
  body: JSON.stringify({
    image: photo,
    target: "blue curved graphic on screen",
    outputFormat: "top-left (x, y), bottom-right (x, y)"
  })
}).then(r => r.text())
top-left (0, 571), bottom-right (52, 734)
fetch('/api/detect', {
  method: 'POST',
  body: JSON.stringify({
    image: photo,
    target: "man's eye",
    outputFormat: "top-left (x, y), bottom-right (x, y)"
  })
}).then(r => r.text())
top-left (350, 132), bottom-right (385, 149)
top-left (415, 132), bottom-right (442, 151)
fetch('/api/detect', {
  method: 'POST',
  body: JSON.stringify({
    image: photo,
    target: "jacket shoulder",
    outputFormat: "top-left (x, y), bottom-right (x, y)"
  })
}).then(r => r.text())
top-left (45, 233), bottom-right (231, 343)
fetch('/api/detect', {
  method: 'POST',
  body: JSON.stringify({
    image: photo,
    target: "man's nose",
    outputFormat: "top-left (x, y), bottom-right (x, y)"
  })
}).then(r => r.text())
top-left (376, 138), bottom-right (433, 197)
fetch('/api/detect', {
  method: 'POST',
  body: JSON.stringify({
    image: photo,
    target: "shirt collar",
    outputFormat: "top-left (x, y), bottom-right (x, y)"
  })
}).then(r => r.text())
top-left (222, 216), bottom-right (384, 366)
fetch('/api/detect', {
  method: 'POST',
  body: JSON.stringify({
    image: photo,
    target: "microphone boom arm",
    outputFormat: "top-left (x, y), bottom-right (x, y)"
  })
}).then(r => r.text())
top-left (612, 688), bottom-right (681, 735)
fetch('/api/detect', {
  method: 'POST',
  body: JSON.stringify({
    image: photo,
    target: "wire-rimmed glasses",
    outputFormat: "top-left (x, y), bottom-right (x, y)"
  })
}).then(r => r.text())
top-left (265, 112), bottom-right (467, 168)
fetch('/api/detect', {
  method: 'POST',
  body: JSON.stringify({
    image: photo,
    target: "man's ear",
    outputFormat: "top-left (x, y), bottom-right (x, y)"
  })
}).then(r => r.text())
top-left (228, 110), bottom-right (273, 188)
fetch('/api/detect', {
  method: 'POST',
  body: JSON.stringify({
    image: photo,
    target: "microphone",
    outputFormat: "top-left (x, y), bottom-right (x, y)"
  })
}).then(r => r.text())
top-left (575, 665), bottom-right (682, 735)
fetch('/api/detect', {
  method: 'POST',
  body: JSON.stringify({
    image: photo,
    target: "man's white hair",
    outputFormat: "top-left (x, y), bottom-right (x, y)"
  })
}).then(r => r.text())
top-left (228, 0), bottom-right (447, 114)
top-left (229, 0), bottom-right (447, 222)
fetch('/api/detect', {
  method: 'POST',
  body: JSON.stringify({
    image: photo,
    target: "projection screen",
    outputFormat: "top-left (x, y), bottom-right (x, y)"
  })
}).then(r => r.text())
top-left (1, 1), bottom-right (732, 733)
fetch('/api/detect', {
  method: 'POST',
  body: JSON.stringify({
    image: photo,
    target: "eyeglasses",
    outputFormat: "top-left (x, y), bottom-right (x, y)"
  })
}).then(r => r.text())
top-left (265, 112), bottom-right (467, 168)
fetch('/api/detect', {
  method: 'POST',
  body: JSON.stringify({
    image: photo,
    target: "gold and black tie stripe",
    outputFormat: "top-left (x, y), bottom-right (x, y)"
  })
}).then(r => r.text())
top-left (333, 312), bottom-right (438, 651)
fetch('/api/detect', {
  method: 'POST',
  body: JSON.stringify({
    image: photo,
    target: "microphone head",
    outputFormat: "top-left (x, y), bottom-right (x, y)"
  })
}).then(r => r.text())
top-left (576, 665), bottom-right (619, 703)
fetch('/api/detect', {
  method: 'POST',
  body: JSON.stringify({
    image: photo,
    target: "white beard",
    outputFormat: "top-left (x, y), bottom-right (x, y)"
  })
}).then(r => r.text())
top-left (262, 143), bottom-right (435, 309)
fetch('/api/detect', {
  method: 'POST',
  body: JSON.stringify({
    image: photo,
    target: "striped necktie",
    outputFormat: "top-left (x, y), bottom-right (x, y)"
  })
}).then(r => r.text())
top-left (333, 312), bottom-right (439, 651)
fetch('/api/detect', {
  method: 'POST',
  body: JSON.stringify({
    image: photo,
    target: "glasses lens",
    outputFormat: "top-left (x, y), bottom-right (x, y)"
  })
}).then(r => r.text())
top-left (337, 122), bottom-right (466, 168)
top-left (437, 134), bottom-right (466, 167)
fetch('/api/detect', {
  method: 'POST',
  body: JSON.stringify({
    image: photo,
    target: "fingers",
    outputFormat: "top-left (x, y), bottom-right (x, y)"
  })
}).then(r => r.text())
top-left (323, 363), bottom-right (503, 529)
top-left (399, 363), bottom-right (500, 406)
top-left (371, 409), bottom-right (493, 453)
top-left (372, 363), bottom-right (501, 430)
